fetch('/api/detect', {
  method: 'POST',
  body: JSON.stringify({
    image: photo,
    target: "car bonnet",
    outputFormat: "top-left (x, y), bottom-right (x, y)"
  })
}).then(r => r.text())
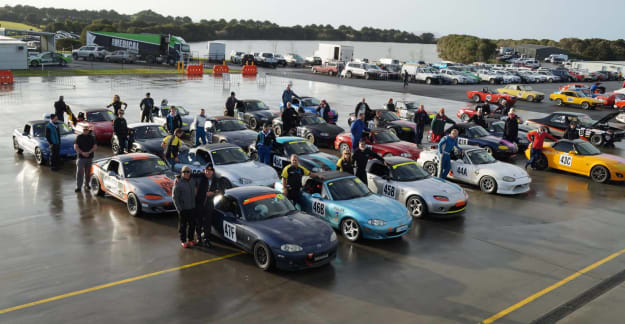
top-left (300, 153), bottom-right (339, 170)
top-left (217, 161), bottom-right (278, 182)
top-left (336, 194), bottom-right (406, 221)
top-left (126, 173), bottom-right (174, 197)
top-left (248, 212), bottom-right (332, 244)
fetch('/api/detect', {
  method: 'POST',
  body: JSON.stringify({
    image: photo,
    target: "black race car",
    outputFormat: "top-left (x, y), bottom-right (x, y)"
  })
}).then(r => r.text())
top-left (112, 123), bottom-right (174, 156)
top-left (348, 109), bottom-right (416, 143)
top-left (234, 100), bottom-right (280, 130)
top-left (525, 111), bottom-right (625, 146)
top-left (442, 123), bottom-right (519, 159)
top-left (199, 117), bottom-right (258, 150)
top-left (485, 119), bottom-right (531, 151)
top-left (271, 113), bottom-right (344, 146)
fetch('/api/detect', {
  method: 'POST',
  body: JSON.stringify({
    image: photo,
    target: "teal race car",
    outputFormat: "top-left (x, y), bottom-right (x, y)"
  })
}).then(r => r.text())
top-left (250, 136), bottom-right (338, 172)
top-left (276, 171), bottom-right (412, 242)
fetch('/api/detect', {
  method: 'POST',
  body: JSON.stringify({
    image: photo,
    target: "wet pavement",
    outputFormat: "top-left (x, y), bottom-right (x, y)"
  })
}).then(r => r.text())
top-left (1, 75), bottom-right (625, 323)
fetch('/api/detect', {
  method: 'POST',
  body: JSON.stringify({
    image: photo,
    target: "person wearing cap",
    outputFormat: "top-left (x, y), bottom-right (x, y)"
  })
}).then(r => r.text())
top-left (256, 122), bottom-right (276, 165)
top-left (350, 111), bottom-right (370, 150)
top-left (139, 92), bottom-right (154, 122)
top-left (525, 127), bottom-right (558, 169)
top-left (113, 110), bottom-right (129, 154)
top-left (173, 165), bottom-right (197, 248)
top-left (503, 108), bottom-right (519, 143)
top-left (191, 108), bottom-right (208, 147)
top-left (73, 126), bottom-right (97, 192)
top-left (194, 164), bottom-right (219, 247)
top-left (162, 128), bottom-right (184, 169)
top-left (107, 94), bottom-right (127, 118)
top-left (45, 114), bottom-right (61, 171)
top-left (468, 108), bottom-right (487, 128)
top-left (562, 121), bottom-right (580, 140)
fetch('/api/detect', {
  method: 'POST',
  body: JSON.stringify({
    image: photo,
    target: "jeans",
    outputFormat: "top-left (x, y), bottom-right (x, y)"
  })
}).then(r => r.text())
top-left (141, 111), bottom-right (152, 123)
top-left (527, 148), bottom-right (541, 167)
top-left (258, 145), bottom-right (271, 165)
top-left (194, 206), bottom-right (213, 243)
top-left (178, 209), bottom-right (195, 243)
top-left (351, 135), bottom-right (360, 151)
top-left (195, 128), bottom-right (206, 147)
top-left (117, 136), bottom-right (127, 154)
top-left (76, 158), bottom-right (92, 189)
top-left (439, 153), bottom-right (451, 179)
top-left (167, 157), bottom-right (177, 170)
top-left (415, 126), bottom-right (424, 144)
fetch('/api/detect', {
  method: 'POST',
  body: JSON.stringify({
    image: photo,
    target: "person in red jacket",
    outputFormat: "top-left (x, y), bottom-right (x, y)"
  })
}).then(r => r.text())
top-left (525, 127), bottom-right (558, 169)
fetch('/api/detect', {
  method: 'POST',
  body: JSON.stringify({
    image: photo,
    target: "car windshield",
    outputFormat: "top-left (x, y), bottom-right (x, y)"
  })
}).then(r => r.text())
top-left (247, 101), bottom-right (269, 111)
top-left (123, 158), bottom-right (171, 178)
top-left (380, 110), bottom-right (400, 121)
top-left (300, 98), bottom-right (320, 107)
top-left (300, 116), bottom-right (325, 125)
top-left (403, 102), bottom-right (418, 110)
top-left (328, 177), bottom-right (371, 200)
top-left (467, 150), bottom-right (496, 164)
top-left (392, 162), bottom-right (430, 181)
top-left (180, 45), bottom-right (190, 52)
top-left (469, 126), bottom-right (490, 138)
top-left (242, 193), bottom-right (296, 221)
top-left (572, 115), bottom-right (596, 127)
top-left (211, 147), bottom-right (249, 165)
top-left (216, 120), bottom-right (247, 131)
top-left (87, 111), bottom-right (115, 122)
top-left (373, 131), bottom-right (400, 144)
top-left (576, 142), bottom-right (601, 155)
top-left (491, 121), bottom-right (504, 133)
top-left (284, 140), bottom-right (319, 155)
top-left (174, 107), bottom-right (189, 115)
top-left (133, 126), bottom-right (168, 139)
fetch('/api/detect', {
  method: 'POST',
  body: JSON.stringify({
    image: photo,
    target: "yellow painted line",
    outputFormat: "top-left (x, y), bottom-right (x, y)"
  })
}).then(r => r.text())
top-left (0, 251), bottom-right (243, 315)
top-left (479, 247), bottom-right (625, 324)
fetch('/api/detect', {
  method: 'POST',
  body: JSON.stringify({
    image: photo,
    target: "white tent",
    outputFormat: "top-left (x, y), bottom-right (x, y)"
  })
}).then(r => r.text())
top-left (0, 35), bottom-right (27, 70)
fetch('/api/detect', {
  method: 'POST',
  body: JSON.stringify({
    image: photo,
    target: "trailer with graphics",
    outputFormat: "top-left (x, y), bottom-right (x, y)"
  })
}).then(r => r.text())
top-left (86, 31), bottom-right (190, 65)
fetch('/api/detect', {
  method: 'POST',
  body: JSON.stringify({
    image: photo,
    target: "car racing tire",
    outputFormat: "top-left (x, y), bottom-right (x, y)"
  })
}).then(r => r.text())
top-left (304, 132), bottom-right (315, 144)
top-left (590, 165), bottom-right (610, 183)
top-left (248, 117), bottom-right (258, 130)
top-left (35, 147), bottom-right (45, 165)
top-left (533, 153), bottom-right (549, 171)
top-left (341, 217), bottom-right (361, 242)
top-left (339, 142), bottom-right (351, 155)
top-left (365, 73), bottom-right (370, 80)
top-left (555, 99), bottom-right (564, 106)
top-left (473, 95), bottom-right (481, 103)
top-left (498, 98), bottom-right (507, 106)
top-left (406, 195), bottom-right (427, 218)
top-left (479, 176), bottom-right (498, 194)
top-left (423, 161), bottom-right (438, 176)
top-left (526, 95), bottom-right (534, 103)
top-left (460, 113), bottom-right (470, 122)
top-left (589, 134), bottom-right (604, 146)
top-left (89, 175), bottom-right (105, 196)
top-left (111, 138), bottom-right (120, 155)
top-left (253, 241), bottom-right (274, 271)
top-left (483, 146), bottom-right (494, 155)
top-left (489, 79), bottom-right (496, 85)
top-left (311, 68), bottom-right (316, 74)
top-left (273, 124), bottom-right (282, 136)
top-left (581, 102), bottom-right (590, 110)
top-left (13, 137), bottom-right (23, 154)
top-left (127, 193), bottom-right (142, 217)
top-left (249, 150), bottom-right (258, 161)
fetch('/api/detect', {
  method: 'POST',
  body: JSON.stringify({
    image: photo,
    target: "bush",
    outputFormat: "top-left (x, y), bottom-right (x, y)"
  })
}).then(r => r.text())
top-left (56, 38), bottom-right (82, 51)
top-left (437, 35), bottom-right (497, 63)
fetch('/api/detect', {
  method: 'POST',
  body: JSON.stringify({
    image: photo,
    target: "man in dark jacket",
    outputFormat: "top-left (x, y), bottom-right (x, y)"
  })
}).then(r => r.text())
top-left (45, 114), bottom-right (61, 170)
top-left (225, 92), bottom-right (240, 117)
top-left (354, 98), bottom-right (372, 122)
top-left (562, 121), bottom-right (579, 140)
top-left (256, 123), bottom-right (276, 165)
top-left (503, 109), bottom-right (519, 143)
top-left (173, 166), bottom-right (196, 248)
top-left (353, 138), bottom-right (386, 185)
top-left (139, 92), bottom-right (154, 122)
top-left (282, 84), bottom-right (299, 109)
top-left (165, 107), bottom-right (182, 134)
top-left (281, 102), bottom-right (299, 136)
top-left (386, 98), bottom-right (395, 112)
top-left (316, 100), bottom-right (332, 123)
top-left (430, 108), bottom-right (456, 143)
top-left (54, 96), bottom-right (67, 122)
top-left (194, 165), bottom-right (219, 247)
top-left (413, 104), bottom-right (429, 146)
top-left (113, 110), bottom-right (129, 154)
top-left (468, 108), bottom-right (487, 128)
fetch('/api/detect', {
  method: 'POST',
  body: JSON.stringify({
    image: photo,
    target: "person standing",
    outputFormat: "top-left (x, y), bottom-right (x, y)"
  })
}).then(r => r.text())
top-left (165, 107), bottom-right (182, 135)
top-left (353, 138), bottom-right (385, 185)
top-left (350, 111), bottom-right (370, 150)
top-left (413, 104), bottom-right (429, 146)
top-left (316, 99), bottom-right (331, 123)
top-left (194, 164), bottom-right (219, 248)
top-left (562, 121), bottom-right (579, 140)
top-left (336, 149), bottom-right (354, 175)
top-left (162, 128), bottom-right (184, 169)
top-left (437, 129), bottom-right (462, 180)
top-left (354, 98), bottom-right (372, 122)
top-left (281, 154), bottom-right (313, 208)
top-left (256, 123), bottom-right (275, 165)
top-left (173, 166), bottom-right (197, 248)
top-left (191, 108), bottom-right (208, 147)
top-left (225, 92), bottom-right (240, 117)
top-left (281, 102), bottom-right (299, 136)
top-left (281, 84), bottom-right (299, 109)
top-left (139, 92), bottom-right (154, 122)
top-left (403, 73), bottom-right (409, 88)
top-left (45, 114), bottom-right (61, 171)
top-left (468, 108), bottom-right (487, 128)
top-left (503, 109), bottom-right (519, 143)
top-left (54, 96), bottom-right (67, 122)
top-left (525, 127), bottom-right (558, 169)
top-left (73, 126), bottom-right (97, 192)
top-left (113, 110), bottom-right (129, 155)
top-left (107, 94), bottom-right (127, 118)
top-left (386, 98), bottom-right (395, 112)
top-left (430, 108), bottom-right (456, 143)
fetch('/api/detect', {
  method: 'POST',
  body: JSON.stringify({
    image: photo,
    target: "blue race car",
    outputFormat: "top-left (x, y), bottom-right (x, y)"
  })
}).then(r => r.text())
top-left (13, 120), bottom-right (77, 165)
top-left (277, 172), bottom-right (412, 242)
top-left (484, 120), bottom-right (530, 151)
top-left (211, 186), bottom-right (338, 271)
top-left (444, 123), bottom-right (518, 159)
top-left (249, 136), bottom-right (339, 172)
top-left (280, 96), bottom-right (339, 124)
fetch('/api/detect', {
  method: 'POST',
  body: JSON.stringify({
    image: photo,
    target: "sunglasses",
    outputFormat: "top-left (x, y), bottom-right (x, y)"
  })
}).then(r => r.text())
top-left (182, 171), bottom-right (191, 174)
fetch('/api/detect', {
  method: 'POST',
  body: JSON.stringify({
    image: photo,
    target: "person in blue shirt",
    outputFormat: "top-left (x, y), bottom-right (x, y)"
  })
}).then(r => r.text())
top-left (256, 123), bottom-right (276, 165)
top-left (45, 114), bottom-right (61, 171)
top-left (165, 107), bottom-right (182, 135)
top-left (437, 129), bottom-right (462, 180)
top-left (350, 111), bottom-right (370, 150)
top-left (281, 84), bottom-right (299, 109)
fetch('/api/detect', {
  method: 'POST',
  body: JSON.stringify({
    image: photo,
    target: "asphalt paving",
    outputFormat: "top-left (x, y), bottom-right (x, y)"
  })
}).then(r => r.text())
top-left (1, 74), bottom-right (625, 324)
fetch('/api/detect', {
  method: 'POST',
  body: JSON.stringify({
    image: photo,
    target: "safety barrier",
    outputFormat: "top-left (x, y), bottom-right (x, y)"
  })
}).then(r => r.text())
top-left (186, 64), bottom-right (204, 76)
top-left (213, 61), bottom-right (230, 75)
top-left (0, 71), bottom-right (14, 85)
top-left (176, 61), bottom-right (185, 73)
top-left (241, 61), bottom-right (258, 77)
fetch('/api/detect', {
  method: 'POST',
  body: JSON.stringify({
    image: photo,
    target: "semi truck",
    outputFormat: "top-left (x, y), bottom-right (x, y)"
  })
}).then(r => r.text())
top-left (315, 44), bottom-right (354, 64)
top-left (86, 31), bottom-right (190, 65)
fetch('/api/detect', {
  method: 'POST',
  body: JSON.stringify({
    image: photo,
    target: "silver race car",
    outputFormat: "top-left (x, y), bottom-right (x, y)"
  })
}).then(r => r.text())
top-left (366, 157), bottom-right (468, 218)
top-left (417, 145), bottom-right (531, 195)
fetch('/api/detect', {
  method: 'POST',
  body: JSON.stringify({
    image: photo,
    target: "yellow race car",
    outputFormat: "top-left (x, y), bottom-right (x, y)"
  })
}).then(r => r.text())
top-left (525, 139), bottom-right (625, 183)
top-left (497, 84), bottom-right (545, 102)
top-left (549, 90), bottom-right (604, 110)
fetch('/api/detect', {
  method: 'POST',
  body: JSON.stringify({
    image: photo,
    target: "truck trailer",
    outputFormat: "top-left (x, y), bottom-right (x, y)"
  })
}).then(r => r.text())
top-left (86, 31), bottom-right (190, 64)
top-left (207, 42), bottom-right (226, 62)
top-left (315, 44), bottom-right (354, 64)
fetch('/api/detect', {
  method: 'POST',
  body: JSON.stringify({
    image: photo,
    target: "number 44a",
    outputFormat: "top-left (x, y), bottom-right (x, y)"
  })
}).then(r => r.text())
top-left (457, 167), bottom-right (467, 176)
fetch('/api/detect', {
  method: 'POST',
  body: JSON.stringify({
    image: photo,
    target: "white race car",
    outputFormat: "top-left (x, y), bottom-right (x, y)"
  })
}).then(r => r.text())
top-left (616, 112), bottom-right (625, 124)
top-left (416, 145), bottom-right (531, 195)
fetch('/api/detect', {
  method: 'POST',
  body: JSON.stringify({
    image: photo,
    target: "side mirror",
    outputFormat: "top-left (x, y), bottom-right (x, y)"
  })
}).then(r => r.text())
top-left (311, 193), bottom-right (322, 199)
top-left (568, 150), bottom-right (577, 155)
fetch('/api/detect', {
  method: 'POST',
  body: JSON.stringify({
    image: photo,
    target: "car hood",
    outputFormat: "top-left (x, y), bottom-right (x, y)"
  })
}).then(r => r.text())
top-left (476, 135), bottom-right (516, 147)
top-left (91, 121), bottom-right (113, 131)
top-left (477, 161), bottom-right (528, 178)
top-left (599, 154), bottom-right (625, 166)
top-left (376, 141), bottom-right (420, 153)
top-left (252, 110), bottom-right (279, 120)
top-left (136, 138), bottom-right (165, 154)
top-left (594, 112), bottom-right (621, 126)
top-left (299, 152), bottom-right (339, 171)
top-left (220, 130), bottom-right (257, 146)
top-left (251, 212), bottom-right (333, 245)
top-left (405, 176), bottom-right (465, 197)
top-left (216, 161), bottom-right (278, 182)
top-left (390, 120), bottom-right (416, 130)
top-left (338, 194), bottom-right (407, 221)
top-left (126, 173), bottom-right (175, 196)
top-left (308, 123), bottom-right (344, 135)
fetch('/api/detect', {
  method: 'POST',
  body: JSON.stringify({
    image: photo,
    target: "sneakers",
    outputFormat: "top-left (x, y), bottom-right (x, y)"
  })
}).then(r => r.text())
top-left (187, 240), bottom-right (196, 247)
top-left (74, 188), bottom-right (81, 193)
top-left (181, 242), bottom-right (189, 248)
top-left (84, 185), bottom-right (91, 190)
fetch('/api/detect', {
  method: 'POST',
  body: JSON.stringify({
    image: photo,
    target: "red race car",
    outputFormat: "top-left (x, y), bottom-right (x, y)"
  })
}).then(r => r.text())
top-left (456, 104), bottom-right (523, 123)
top-left (614, 99), bottom-right (625, 109)
top-left (596, 92), bottom-right (625, 107)
top-left (334, 129), bottom-right (421, 160)
top-left (466, 87), bottom-right (517, 106)
top-left (71, 108), bottom-right (116, 143)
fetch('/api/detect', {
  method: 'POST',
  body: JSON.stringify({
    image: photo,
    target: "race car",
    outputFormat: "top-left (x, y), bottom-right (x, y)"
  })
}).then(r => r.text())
top-left (438, 123), bottom-right (518, 158)
top-left (348, 109), bottom-right (416, 142)
top-left (234, 99), bottom-right (279, 130)
top-left (211, 186), bottom-right (337, 270)
top-left (616, 100), bottom-right (625, 110)
top-left (616, 112), bottom-right (625, 124)
top-left (595, 92), bottom-right (625, 107)
top-left (280, 96), bottom-right (338, 124)
top-left (70, 108), bottom-right (115, 143)
top-left (153, 105), bottom-right (194, 133)
top-left (484, 119), bottom-right (531, 150)
top-left (466, 87), bottom-right (517, 106)
top-left (28, 51), bottom-right (72, 67)
top-left (549, 90), bottom-right (604, 110)
top-left (112, 123), bottom-right (169, 155)
top-left (456, 103), bottom-right (523, 123)
top-left (334, 129), bottom-right (422, 160)
top-left (525, 111), bottom-right (625, 146)
top-left (271, 113), bottom-right (344, 146)
top-left (250, 136), bottom-right (338, 172)
top-left (417, 146), bottom-right (531, 194)
top-left (13, 120), bottom-right (77, 165)
top-left (198, 117), bottom-right (257, 150)
top-left (496, 84), bottom-right (545, 102)
top-left (277, 172), bottom-right (412, 241)
top-left (525, 139), bottom-right (625, 183)
top-left (172, 143), bottom-right (279, 189)
top-left (366, 157), bottom-right (468, 218)
top-left (89, 153), bottom-right (176, 216)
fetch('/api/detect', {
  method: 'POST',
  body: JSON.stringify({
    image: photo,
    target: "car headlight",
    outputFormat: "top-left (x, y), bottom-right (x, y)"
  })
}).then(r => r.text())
top-left (330, 231), bottom-right (337, 242)
top-left (503, 176), bottom-right (515, 182)
top-left (239, 177), bottom-right (252, 184)
top-left (368, 219), bottom-right (386, 226)
top-left (280, 244), bottom-right (303, 252)
top-left (320, 132), bottom-right (329, 137)
top-left (433, 195), bottom-right (449, 201)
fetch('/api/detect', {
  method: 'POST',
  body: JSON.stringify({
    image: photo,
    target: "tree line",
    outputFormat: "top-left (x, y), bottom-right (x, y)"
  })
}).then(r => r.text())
top-left (0, 5), bottom-right (436, 44)
top-left (438, 34), bottom-right (625, 63)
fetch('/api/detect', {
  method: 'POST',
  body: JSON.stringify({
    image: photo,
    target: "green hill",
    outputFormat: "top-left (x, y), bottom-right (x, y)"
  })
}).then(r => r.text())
top-left (0, 20), bottom-right (41, 31)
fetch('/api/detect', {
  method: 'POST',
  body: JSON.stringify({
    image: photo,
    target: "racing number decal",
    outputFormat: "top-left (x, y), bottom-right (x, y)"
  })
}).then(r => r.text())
top-left (458, 137), bottom-right (468, 145)
top-left (312, 199), bottom-right (325, 217)
top-left (567, 97), bottom-right (574, 103)
top-left (457, 166), bottom-right (468, 176)
top-left (223, 220), bottom-right (237, 242)
top-left (273, 155), bottom-right (283, 168)
top-left (382, 183), bottom-right (396, 199)
top-left (559, 154), bottom-right (573, 167)
top-left (296, 127), bottom-right (305, 137)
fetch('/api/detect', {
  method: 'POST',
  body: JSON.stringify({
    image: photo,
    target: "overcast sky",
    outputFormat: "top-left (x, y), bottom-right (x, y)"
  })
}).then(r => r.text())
top-left (8, 0), bottom-right (625, 40)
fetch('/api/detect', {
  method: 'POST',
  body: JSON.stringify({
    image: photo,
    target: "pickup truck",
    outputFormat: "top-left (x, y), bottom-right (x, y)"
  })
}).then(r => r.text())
top-left (312, 62), bottom-right (343, 76)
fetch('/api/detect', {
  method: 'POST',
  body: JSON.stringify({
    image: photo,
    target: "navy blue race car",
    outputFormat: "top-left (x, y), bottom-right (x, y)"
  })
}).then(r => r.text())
top-left (13, 120), bottom-right (77, 165)
top-left (112, 123), bottom-right (170, 156)
top-left (348, 109), bottom-right (416, 143)
top-left (485, 120), bottom-right (531, 151)
top-left (248, 136), bottom-right (339, 172)
top-left (211, 186), bottom-right (338, 270)
top-left (280, 96), bottom-right (339, 124)
top-left (195, 117), bottom-right (258, 150)
top-left (271, 113), bottom-right (344, 146)
top-left (443, 123), bottom-right (519, 159)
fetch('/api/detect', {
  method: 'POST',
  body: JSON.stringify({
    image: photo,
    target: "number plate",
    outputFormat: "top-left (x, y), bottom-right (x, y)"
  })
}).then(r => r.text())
top-left (273, 155), bottom-right (283, 168)
top-left (396, 225), bottom-right (408, 232)
top-left (314, 253), bottom-right (328, 261)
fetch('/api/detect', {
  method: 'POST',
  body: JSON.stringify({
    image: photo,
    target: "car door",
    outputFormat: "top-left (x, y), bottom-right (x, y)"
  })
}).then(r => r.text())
top-left (367, 162), bottom-right (393, 196)
top-left (102, 159), bottom-right (125, 199)
top-left (271, 143), bottom-right (289, 170)
top-left (303, 178), bottom-right (331, 222)
top-left (215, 196), bottom-right (248, 250)
top-left (547, 114), bottom-right (567, 137)
top-left (551, 142), bottom-right (580, 173)
top-left (451, 153), bottom-right (473, 184)
top-left (19, 124), bottom-right (33, 153)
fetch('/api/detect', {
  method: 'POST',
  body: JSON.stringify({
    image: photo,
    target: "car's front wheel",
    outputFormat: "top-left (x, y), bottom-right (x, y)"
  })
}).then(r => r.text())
top-left (35, 147), bottom-right (45, 165)
top-left (423, 161), bottom-right (438, 176)
top-left (406, 195), bottom-right (427, 218)
top-left (273, 124), bottom-right (282, 136)
top-left (590, 165), bottom-right (610, 183)
top-left (111, 138), bottom-right (120, 155)
top-left (90, 175), bottom-right (105, 196)
top-left (341, 218), bottom-right (361, 242)
top-left (473, 94), bottom-right (481, 103)
top-left (127, 193), bottom-right (142, 217)
top-left (555, 98), bottom-right (564, 106)
top-left (346, 71), bottom-right (353, 78)
top-left (248, 117), bottom-right (258, 130)
top-left (483, 146), bottom-right (494, 155)
top-left (461, 113), bottom-right (470, 122)
top-left (526, 95), bottom-right (534, 102)
top-left (589, 134), bottom-right (604, 146)
top-left (581, 102), bottom-right (590, 110)
top-left (304, 132), bottom-right (315, 144)
top-left (479, 176), bottom-right (498, 194)
top-left (339, 142), bottom-right (351, 155)
top-left (253, 241), bottom-right (273, 271)
top-left (13, 137), bottom-right (23, 154)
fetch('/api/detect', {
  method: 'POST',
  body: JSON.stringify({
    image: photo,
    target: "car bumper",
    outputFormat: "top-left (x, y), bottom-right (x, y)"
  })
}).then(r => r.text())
top-left (273, 242), bottom-right (338, 270)
top-left (427, 199), bottom-right (467, 217)
top-left (361, 218), bottom-right (412, 240)
top-left (496, 177), bottom-right (531, 195)
top-left (234, 177), bottom-right (279, 188)
top-left (139, 198), bottom-right (177, 214)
